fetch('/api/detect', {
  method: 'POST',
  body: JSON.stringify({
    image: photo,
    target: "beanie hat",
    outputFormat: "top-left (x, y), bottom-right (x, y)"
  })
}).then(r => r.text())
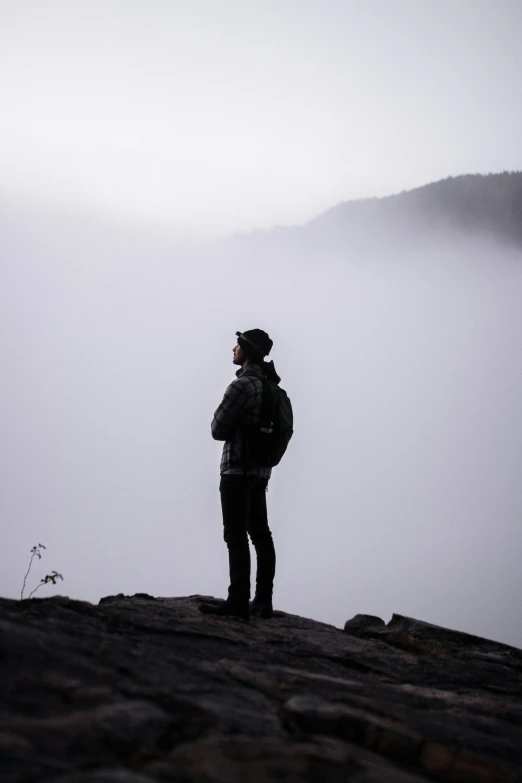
top-left (236, 329), bottom-right (273, 358)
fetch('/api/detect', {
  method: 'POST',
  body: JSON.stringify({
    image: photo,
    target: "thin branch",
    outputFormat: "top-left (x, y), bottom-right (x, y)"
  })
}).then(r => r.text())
top-left (28, 571), bottom-right (63, 599)
top-left (20, 544), bottom-right (45, 600)
top-left (28, 581), bottom-right (44, 600)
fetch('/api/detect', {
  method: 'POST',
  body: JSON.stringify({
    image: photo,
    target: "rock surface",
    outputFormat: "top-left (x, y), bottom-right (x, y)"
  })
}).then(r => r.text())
top-left (1, 595), bottom-right (521, 782)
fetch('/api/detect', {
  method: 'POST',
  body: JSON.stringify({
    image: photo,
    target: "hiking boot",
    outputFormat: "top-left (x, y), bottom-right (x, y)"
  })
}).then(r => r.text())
top-left (250, 599), bottom-right (273, 619)
top-left (198, 600), bottom-right (249, 622)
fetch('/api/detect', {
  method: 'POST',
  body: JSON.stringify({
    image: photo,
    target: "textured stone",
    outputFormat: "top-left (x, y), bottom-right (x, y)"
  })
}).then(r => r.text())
top-left (55, 771), bottom-right (157, 783)
top-left (344, 614), bottom-right (385, 634)
top-left (282, 695), bottom-right (422, 763)
top-left (0, 594), bottom-right (521, 782)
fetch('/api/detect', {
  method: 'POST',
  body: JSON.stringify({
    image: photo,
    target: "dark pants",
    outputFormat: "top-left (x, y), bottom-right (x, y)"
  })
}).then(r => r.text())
top-left (220, 474), bottom-right (276, 607)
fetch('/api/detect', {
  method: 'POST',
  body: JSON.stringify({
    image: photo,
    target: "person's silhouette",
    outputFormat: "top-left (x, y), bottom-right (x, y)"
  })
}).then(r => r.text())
top-left (199, 330), bottom-right (279, 621)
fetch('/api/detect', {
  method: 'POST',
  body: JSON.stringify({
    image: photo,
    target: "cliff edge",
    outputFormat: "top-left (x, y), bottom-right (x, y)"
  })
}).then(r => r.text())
top-left (1, 594), bottom-right (521, 782)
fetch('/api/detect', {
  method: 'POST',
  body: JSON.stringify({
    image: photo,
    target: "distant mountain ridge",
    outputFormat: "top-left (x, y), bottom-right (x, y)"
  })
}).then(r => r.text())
top-left (2, 172), bottom-right (522, 251)
top-left (302, 172), bottom-right (522, 247)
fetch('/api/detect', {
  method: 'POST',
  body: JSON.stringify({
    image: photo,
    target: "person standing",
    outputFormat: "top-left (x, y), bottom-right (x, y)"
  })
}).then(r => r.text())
top-left (199, 329), bottom-right (291, 621)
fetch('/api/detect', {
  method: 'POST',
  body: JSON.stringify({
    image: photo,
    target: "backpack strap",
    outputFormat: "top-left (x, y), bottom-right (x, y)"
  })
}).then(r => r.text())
top-left (258, 376), bottom-right (273, 428)
top-left (242, 374), bottom-right (269, 475)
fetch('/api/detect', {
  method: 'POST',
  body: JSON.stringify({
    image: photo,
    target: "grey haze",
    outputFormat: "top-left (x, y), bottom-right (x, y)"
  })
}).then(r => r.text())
top-left (1, 1), bottom-right (522, 648)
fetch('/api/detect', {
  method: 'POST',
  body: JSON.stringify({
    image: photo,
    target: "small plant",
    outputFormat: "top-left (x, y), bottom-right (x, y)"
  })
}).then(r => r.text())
top-left (21, 543), bottom-right (64, 599)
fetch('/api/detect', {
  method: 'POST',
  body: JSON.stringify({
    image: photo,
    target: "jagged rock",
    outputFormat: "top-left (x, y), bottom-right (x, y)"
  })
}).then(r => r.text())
top-left (344, 614), bottom-right (385, 634)
top-left (344, 612), bottom-right (522, 661)
top-left (1, 594), bottom-right (521, 782)
top-left (98, 594), bottom-right (157, 606)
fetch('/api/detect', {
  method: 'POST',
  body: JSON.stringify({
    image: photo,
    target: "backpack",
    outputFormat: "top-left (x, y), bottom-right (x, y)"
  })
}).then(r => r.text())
top-left (246, 378), bottom-right (294, 468)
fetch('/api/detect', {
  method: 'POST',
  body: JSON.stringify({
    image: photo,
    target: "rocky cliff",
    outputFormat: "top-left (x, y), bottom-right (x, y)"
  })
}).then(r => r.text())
top-left (1, 594), bottom-right (521, 783)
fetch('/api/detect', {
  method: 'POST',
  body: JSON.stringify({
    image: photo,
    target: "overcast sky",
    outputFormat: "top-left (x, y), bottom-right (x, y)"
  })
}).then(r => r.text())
top-left (1, 0), bottom-right (522, 235)
top-left (1, 2), bottom-right (522, 649)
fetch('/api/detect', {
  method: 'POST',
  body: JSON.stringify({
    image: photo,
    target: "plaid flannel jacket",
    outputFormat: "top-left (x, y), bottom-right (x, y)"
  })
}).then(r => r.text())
top-left (211, 364), bottom-right (271, 478)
